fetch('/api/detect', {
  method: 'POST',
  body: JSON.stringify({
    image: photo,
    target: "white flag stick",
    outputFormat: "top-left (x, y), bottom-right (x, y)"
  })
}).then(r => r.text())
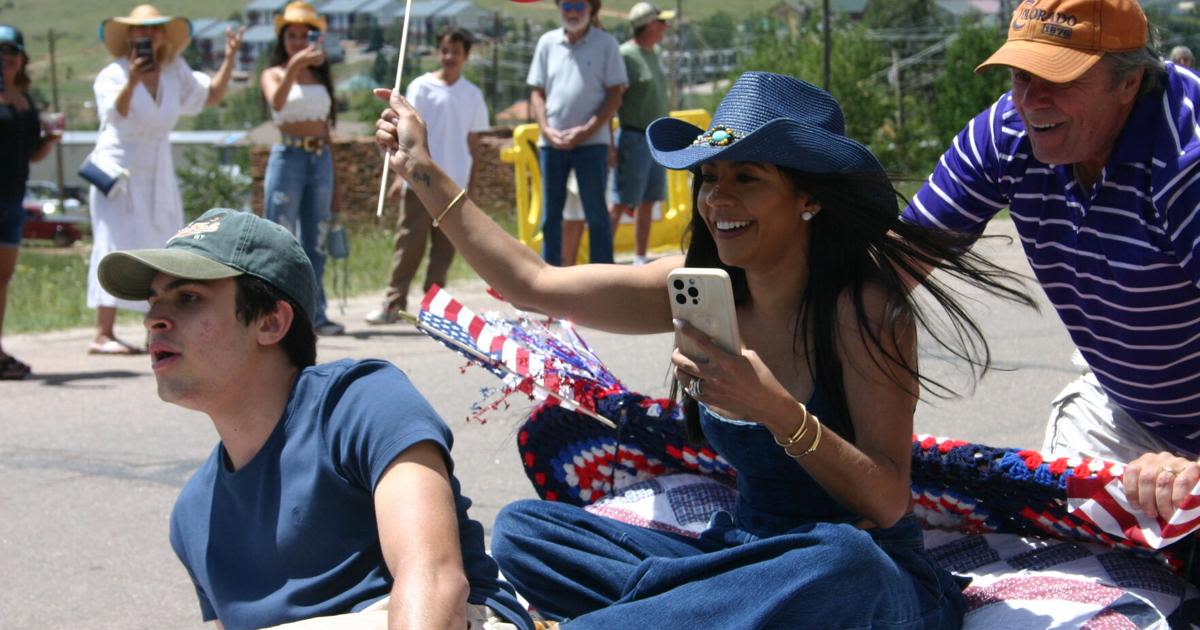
top-left (377, 0), bottom-right (416, 217)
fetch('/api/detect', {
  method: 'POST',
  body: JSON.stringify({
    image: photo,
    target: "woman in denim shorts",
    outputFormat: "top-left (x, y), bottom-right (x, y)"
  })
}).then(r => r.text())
top-left (0, 24), bottom-right (59, 379)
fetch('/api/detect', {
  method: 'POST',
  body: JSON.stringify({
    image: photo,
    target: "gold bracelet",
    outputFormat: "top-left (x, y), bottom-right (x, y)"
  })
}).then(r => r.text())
top-left (785, 415), bottom-right (823, 459)
top-left (432, 189), bottom-right (467, 228)
top-left (772, 404), bottom-right (810, 447)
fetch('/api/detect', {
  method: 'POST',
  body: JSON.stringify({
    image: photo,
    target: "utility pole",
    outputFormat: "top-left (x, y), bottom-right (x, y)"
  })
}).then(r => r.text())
top-left (822, 0), bottom-right (831, 91)
top-left (48, 28), bottom-right (65, 211)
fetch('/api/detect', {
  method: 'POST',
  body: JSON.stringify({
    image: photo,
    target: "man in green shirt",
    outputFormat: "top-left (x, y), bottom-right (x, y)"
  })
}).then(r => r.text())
top-left (609, 2), bottom-right (673, 265)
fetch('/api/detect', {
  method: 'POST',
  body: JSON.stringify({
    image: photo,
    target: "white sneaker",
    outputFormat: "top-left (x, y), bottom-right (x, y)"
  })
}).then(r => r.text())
top-left (364, 306), bottom-right (400, 325)
top-left (633, 255), bottom-right (648, 266)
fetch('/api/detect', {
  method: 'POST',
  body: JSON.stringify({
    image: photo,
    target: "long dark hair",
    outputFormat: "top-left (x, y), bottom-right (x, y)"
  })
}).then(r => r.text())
top-left (268, 26), bottom-right (336, 126)
top-left (675, 166), bottom-right (1035, 444)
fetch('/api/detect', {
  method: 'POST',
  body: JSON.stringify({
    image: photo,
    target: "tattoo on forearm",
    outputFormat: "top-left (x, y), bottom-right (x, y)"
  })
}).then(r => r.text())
top-left (413, 171), bottom-right (432, 187)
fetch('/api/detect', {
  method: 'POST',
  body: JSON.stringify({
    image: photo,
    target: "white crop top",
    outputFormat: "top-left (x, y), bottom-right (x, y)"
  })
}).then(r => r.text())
top-left (271, 83), bottom-right (331, 125)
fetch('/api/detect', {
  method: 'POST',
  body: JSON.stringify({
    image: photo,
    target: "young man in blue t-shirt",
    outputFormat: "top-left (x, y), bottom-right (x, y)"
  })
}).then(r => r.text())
top-left (97, 208), bottom-right (531, 630)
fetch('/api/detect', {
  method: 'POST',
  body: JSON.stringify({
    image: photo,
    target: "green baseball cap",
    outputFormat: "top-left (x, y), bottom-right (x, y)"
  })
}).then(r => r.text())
top-left (98, 208), bottom-right (318, 321)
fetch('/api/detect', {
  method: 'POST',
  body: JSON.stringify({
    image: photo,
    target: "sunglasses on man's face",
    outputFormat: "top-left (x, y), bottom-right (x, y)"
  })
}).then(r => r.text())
top-left (0, 46), bottom-right (20, 56)
top-left (560, 2), bottom-right (588, 13)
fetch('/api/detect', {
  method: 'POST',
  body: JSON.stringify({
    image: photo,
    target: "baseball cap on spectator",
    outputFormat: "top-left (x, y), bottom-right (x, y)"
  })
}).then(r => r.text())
top-left (98, 208), bottom-right (319, 322)
top-left (976, 0), bottom-right (1148, 83)
top-left (629, 2), bottom-right (675, 27)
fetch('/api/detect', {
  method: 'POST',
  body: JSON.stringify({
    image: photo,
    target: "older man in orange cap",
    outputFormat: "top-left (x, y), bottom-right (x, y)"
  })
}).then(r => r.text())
top-left (904, 0), bottom-right (1200, 521)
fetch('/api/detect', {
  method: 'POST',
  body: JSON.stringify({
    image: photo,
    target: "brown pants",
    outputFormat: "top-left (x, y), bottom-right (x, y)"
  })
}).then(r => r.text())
top-left (384, 188), bottom-right (456, 312)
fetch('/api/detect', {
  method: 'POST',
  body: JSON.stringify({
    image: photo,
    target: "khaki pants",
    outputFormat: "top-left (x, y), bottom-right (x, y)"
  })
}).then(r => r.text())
top-left (264, 598), bottom-right (518, 629)
top-left (1041, 351), bottom-right (1187, 463)
top-left (383, 188), bottom-right (457, 313)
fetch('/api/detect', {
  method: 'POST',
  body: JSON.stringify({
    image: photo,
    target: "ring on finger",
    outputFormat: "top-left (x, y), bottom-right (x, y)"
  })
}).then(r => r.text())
top-left (1164, 464), bottom-right (1183, 476)
top-left (687, 378), bottom-right (703, 399)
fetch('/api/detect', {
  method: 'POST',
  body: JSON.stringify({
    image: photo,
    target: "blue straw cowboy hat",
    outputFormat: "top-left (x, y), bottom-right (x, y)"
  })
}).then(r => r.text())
top-left (647, 72), bottom-right (886, 178)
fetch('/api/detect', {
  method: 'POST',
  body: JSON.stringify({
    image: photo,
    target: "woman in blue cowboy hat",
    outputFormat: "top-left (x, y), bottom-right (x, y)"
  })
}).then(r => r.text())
top-left (375, 71), bottom-right (1032, 627)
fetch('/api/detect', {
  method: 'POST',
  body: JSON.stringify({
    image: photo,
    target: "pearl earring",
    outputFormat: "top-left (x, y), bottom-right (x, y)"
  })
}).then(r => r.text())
top-left (801, 211), bottom-right (814, 222)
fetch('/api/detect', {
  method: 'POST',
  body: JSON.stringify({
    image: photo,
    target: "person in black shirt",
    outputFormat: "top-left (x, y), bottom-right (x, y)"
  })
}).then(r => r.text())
top-left (0, 24), bottom-right (59, 379)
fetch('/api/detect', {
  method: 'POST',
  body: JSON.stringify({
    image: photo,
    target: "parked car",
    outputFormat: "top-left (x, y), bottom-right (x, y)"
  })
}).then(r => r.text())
top-left (22, 180), bottom-right (88, 247)
top-left (23, 205), bottom-right (84, 246)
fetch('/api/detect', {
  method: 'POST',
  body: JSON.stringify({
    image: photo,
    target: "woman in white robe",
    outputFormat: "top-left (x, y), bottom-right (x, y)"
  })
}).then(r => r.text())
top-left (86, 5), bottom-right (242, 354)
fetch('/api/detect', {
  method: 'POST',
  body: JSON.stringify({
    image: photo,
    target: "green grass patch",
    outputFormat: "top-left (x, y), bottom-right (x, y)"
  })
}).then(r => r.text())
top-left (6, 245), bottom-right (105, 334)
top-left (7, 210), bottom-right (518, 334)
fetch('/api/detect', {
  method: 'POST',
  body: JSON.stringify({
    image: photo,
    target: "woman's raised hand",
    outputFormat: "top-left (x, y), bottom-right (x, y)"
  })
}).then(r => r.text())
top-left (224, 26), bottom-right (246, 59)
top-left (374, 88), bottom-right (431, 180)
top-left (287, 44), bottom-right (325, 71)
top-left (671, 319), bottom-right (795, 426)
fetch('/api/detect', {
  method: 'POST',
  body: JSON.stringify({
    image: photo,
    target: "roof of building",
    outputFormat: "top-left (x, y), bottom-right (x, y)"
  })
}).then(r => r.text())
top-left (245, 0), bottom-right (291, 11)
top-left (243, 23), bottom-right (279, 44)
top-left (321, 0), bottom-right (373, 14)
top-left (193, 19), bottom-right (240, 40)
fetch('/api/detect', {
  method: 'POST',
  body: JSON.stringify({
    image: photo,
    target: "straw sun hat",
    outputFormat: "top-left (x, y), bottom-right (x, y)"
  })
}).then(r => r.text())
top-left (99, 4), bottom-right (191, 59)
top-left (274, 1), bottom-right (327, 35)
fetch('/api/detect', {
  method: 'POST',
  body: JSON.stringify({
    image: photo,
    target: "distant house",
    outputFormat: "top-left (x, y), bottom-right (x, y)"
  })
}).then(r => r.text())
top-left (241, 23), bottom-right (279, 70)
top-left (322, 0), bottom-right (374, 36)
top-left (388, 0), bottom-right (493, 44)
top-left (190, 19), bottom-right (241, 67)
top-left (245, 0), bottom-right (293, 27)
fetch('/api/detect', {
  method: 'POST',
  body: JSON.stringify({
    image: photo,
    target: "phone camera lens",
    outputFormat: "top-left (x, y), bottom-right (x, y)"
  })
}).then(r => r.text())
top-left (687, 287), bottom-right (699, 298)
top-left (674, 293), bottom-right (686, 305)
top-left (672, 279), bottom-right (684, 290)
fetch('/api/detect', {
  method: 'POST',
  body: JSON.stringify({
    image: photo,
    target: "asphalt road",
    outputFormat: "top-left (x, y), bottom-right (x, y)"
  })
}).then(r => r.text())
top-left (0, 220), bottom-right (1075, 629)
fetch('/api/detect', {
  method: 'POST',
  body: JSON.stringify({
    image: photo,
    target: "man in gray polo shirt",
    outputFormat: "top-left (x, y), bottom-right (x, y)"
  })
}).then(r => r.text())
top-left (527, 0), bottom-right (627, 265)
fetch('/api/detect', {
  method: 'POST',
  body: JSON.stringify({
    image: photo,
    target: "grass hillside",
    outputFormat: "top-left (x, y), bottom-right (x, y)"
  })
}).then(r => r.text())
top-left (2, 0), bottom-right (778, 128)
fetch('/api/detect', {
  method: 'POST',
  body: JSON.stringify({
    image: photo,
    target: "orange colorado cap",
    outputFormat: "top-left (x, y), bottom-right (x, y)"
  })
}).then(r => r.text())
top-left (976, 0), bottom-right (1148, 83)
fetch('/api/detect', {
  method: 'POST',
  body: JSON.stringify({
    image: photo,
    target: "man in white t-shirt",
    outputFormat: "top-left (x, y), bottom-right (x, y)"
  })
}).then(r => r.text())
top-left (367, 26), bottom-right (489, 324)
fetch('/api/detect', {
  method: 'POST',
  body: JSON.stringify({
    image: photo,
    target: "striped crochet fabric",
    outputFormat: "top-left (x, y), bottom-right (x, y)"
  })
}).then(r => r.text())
top-left (519, 391), bottom-right (1192, 570)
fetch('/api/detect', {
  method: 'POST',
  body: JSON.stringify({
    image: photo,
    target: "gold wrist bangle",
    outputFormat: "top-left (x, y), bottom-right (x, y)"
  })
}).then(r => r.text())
top-left (772, 403), bottom-right (810, 447)
top-left (432, 189), bottom-right (467, 228)
top-left (786, 416), bottom-right (823, 459)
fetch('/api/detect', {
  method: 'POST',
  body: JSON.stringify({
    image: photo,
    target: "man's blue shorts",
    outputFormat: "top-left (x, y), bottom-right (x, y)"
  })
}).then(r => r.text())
top-left (0, 197), bottom-right (25, 247)
top-left (614, 129), bottom-right (666, 207)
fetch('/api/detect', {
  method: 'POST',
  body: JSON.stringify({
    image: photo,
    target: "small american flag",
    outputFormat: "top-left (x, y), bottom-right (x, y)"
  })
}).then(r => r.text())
top-left (416, 285), bottom-right (623, 426)
top-left (1068, 471), bottom-right (1200, 549)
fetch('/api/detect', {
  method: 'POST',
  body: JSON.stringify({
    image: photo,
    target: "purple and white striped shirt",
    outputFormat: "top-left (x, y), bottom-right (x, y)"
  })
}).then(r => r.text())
top-left (903, 64), bottom-right (1200, 452)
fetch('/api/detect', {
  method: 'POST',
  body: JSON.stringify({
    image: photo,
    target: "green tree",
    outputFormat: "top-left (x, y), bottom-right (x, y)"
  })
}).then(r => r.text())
top-left (367, 24), bottom-right (384, 52)
top-left (218, 55), bottom-right (271, 129)
top-left (863, 0), bottom-right (944, 29)
top-left (176, 147), bottom-right (252, 220)
top-left (738, 15), bottom-right (894, 165)
top-left (371, 51), bottom-right (391, 86)
top-left (928, 21), bottom-right (1009, 146)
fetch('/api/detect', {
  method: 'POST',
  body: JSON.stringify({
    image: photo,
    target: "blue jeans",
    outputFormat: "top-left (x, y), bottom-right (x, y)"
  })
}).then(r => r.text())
top-left (264, 144), bottom-right (334, 325)
top-left (492, 501), bottom-right (965, 629)
top-left (540, 144), bottom-right (612, 265)
top-left (614, 130), bottom-right (666, 206)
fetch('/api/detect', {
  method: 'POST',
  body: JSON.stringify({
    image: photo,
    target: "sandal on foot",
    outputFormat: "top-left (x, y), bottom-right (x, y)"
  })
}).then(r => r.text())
top-left (88, 339), bottom-right (145, 355)
top-left (0, 355), bottom-right (31, 379)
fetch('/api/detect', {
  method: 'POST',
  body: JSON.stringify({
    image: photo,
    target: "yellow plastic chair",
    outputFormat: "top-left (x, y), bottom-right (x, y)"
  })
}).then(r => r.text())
top-left (499, 110), bottom-right (712, 263)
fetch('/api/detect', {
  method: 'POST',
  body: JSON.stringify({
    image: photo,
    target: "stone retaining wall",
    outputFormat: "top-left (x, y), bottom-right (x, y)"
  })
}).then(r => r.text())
top-left (249, 128), bottom-right (517, 221)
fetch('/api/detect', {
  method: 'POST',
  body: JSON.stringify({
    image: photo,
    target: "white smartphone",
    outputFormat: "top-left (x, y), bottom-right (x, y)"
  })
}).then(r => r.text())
top-left (667, 268), bottom-right (741, 361)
